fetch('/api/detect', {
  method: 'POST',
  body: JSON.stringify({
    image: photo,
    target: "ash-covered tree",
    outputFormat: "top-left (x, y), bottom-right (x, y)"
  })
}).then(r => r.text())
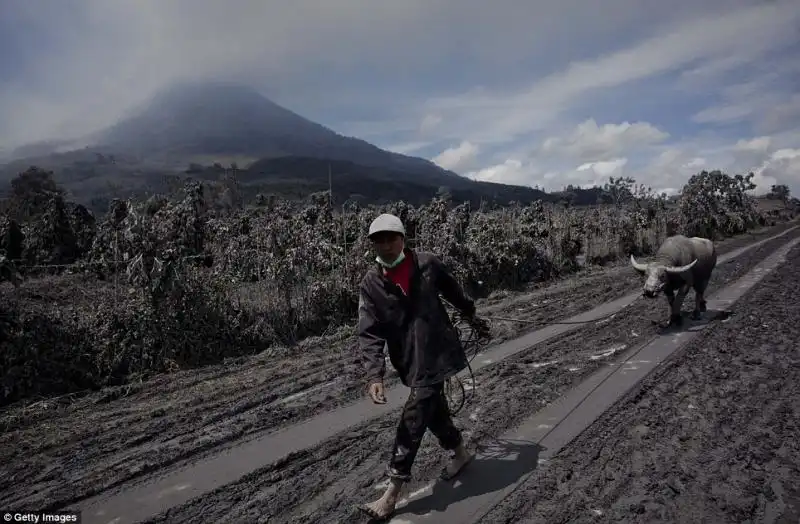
top-left (767, 184), bottom-right (791, 202)
top-left (602, 176), bottom-right (635, 206)
top-left (21, 193), bottom-right (80, 266)
top-left (0, 216), bottom-right (24, 260)
top-left (69, 204), bottom-right (97, 259)
top-left (679, 170), bottom-right (758, 238)
top-left (7, 166), bottom-right (65, 221)
top-left (601, 176), bottom-right (657, 206)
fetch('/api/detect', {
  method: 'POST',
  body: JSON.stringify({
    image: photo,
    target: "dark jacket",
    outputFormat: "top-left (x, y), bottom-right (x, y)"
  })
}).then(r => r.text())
top-left (357, 248), bottom-right (476, 388)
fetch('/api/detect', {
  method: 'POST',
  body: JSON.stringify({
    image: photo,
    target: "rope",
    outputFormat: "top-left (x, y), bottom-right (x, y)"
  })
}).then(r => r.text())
top-left (444, 312), bottom-right (491, 416)
top-left (485, 296), bottom-right (643, 326)
top-left (443, 294), bottom-right (644, 415)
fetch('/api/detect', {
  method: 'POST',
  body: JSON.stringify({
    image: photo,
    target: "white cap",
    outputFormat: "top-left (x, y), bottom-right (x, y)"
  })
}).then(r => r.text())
top-left (368, 213), bottom-right (405, 238)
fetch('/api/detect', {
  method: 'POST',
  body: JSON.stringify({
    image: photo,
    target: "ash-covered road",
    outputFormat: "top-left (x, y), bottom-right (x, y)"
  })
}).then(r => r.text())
top-left (478, 243), bottom-right (800, 524)
top-left (138, 229), bottom-right (800, 523)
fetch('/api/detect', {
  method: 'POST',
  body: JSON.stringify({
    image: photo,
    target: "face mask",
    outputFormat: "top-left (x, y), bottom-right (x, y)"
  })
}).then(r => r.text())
top-left (376, 250), bottom-right (405, 268)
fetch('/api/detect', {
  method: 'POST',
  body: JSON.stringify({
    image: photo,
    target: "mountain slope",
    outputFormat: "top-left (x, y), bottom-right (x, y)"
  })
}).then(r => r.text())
top-left (214, 155), bottom-right (550, 206)
top-left (1, 81), bottom-right (558, 209)
top-left (92, 81), bottom-right (465, 185)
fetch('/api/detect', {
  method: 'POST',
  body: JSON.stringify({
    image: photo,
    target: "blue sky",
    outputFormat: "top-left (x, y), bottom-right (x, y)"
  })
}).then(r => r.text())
top-left (1, 0), bottom-right (799, 196)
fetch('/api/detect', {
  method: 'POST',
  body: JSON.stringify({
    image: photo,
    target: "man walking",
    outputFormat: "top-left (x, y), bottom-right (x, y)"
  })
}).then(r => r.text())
top-left (356, 213), bottom-right (488, 521)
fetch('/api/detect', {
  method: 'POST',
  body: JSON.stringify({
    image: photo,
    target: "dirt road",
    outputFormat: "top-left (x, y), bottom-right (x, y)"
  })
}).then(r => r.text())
top-left (478, 246), bottom-right (800, 523)
top-left (0, 224), bottom-right (795, 514)
top-left (138, 228), bottom-right (800, 522)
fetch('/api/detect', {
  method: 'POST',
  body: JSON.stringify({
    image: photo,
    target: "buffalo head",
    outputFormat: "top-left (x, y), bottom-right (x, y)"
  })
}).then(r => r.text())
top-left (630, 254), bottom-right (697, 298)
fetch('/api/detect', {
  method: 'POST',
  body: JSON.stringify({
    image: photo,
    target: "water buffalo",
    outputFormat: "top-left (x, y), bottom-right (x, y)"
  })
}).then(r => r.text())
top-left (630, 235), bottom-right (717, 326)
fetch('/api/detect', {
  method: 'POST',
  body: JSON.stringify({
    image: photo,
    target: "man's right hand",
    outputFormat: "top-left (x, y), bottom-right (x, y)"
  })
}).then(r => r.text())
top-left (468, 315), bottom-right (491, 338)
top-left (368, 381), bottom-right (387, 404)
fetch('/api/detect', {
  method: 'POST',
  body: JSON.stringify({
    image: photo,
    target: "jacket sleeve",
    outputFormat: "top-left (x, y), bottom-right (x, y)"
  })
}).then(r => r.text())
top-left (357, 281), bottom-right (386, 383)
top-left (432, 255), bottom-right (476, 317)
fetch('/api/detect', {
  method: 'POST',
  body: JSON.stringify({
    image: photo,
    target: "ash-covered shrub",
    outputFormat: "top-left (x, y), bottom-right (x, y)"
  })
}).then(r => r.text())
top-left (679, 170), bottom-right (761, 239)
top-left (0, 168), bottom-right (796, 405)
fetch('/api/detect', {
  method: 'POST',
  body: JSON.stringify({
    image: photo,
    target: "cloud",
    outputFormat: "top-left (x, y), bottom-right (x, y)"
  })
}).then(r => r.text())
top-left (1, 0), bottom-right (798, 203)
top-left (553, 158), bottom-right (631, 190)
top-left (414, 1), bottom-right (800, 145)
top-left (419, 115), bottom-right (443, 134)
top-left (539, 119), bottom-right (668, 162)
top-left (467, 159), bottom-right (539, 186)
top-left (752, 148), bottom-right (800, 196)
top-left (362, 2), bottom-right (798, 198)
top-left (734, 137), bottom-right (772, 152)
top-left (447, 2), bottom-right (798, 196)
top-left (692, 104), bottom-right (756, 125)
top-left (432, 141), bottom-right (480, 172)
top-left (636, 139), bottom-right (800, 198)
top-left (465, 117), bottom-right (800, 198)
top-left (464, 119), bottom-right (665, 191)
top-left (731, 136), bottom-right (773, 168)
top-left (638, 147), bottom-right (719, 193)
top-left (684, 49), bottom-right (800, 134)
top-left (689, 74), bottom-right (800, 131)
top-left (0, 0), bottom-right (697, 146)
top-left (386, 141), bottom-right (432, 155)
top-left (576, 158), bottom-right (628, 178)
top-left (759, 94), bottom-right (800, 135)
top-left (2, 1), bottom-right (797, 147)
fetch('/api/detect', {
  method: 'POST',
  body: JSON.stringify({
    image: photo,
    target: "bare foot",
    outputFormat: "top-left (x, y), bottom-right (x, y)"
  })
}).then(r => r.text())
top-left (441, 444), bottom-right (475, 480)
top-left (356, 479), bottom-right (402, 521)
top-left (357, 498), bottom-right (397, 521)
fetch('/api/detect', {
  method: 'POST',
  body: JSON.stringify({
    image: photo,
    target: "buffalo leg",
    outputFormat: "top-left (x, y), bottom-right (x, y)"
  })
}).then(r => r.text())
top-left (670, 284), bottom-right (689, 326)
top-left (692, 278), bottom-right (709, 319)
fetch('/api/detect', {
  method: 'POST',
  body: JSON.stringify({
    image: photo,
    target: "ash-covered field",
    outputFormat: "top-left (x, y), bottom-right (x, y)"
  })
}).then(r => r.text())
top-left (0, 225), bottom-right (796, 521)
